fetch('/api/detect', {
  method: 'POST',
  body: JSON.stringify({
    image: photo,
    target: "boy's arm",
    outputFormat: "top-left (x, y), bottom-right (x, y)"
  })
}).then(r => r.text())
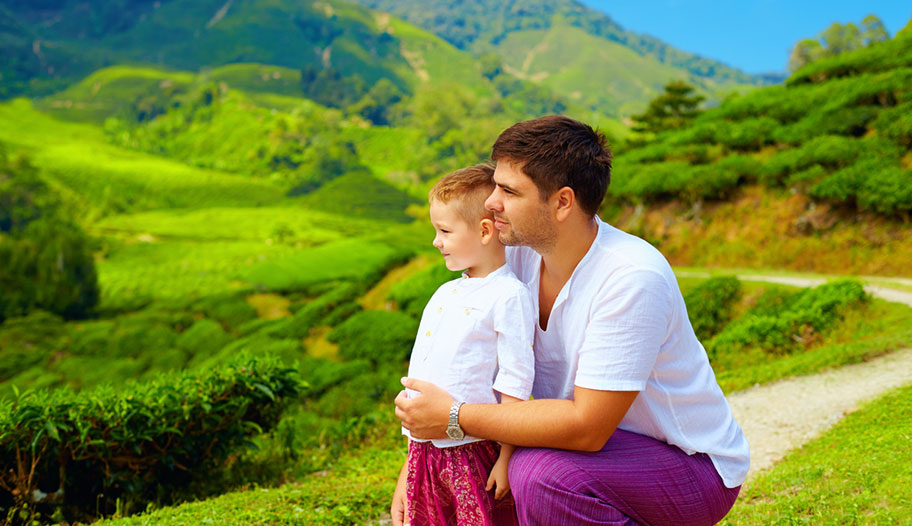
top-left (485, 394), bottom-right (521, 499)
top-left (391, 456), bottom-right (409, 526)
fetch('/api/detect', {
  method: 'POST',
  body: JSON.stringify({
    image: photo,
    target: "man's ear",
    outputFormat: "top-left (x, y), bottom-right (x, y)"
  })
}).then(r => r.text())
top-left (554, 187), bottom-right (575, 222)
top-left (479, 218), bottom-right (496, 245)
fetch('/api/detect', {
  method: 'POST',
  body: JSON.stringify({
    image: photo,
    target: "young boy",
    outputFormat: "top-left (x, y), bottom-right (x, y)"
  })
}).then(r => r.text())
top-left (391, 164), bottom-right (535, 526)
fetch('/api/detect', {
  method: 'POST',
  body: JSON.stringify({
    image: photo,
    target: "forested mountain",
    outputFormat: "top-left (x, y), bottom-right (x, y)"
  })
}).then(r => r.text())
top-left (0, 0), bottom-right (486, 99)
top-left (352, 0), bottom-right (779, 115)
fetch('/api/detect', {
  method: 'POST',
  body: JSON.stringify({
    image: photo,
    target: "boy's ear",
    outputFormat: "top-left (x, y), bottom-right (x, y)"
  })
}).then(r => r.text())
top-left (479, 218), bottom-right (496, 245)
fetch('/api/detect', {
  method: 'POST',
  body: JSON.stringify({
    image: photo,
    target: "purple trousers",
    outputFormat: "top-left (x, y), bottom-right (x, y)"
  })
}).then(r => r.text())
top-left (508, 429), bottom-right (740, 526)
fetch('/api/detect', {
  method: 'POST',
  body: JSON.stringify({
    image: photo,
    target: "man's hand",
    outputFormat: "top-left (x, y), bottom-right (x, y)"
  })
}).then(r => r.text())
top-left (395, 377), bottom-right (454, 439)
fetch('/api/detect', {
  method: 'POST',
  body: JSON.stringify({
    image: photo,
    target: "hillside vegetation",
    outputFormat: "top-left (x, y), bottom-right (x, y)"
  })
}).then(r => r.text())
top-left (605, 29), bottom-right (912, 274)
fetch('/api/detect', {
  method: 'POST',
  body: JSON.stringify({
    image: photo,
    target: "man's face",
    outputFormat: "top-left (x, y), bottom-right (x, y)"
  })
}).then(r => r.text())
top-left (485, 160), bottom-right (557, 252)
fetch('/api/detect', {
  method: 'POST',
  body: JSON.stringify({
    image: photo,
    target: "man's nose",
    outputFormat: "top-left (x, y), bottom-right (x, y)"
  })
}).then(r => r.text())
top-left (485, 190), bottom-right (502, 212)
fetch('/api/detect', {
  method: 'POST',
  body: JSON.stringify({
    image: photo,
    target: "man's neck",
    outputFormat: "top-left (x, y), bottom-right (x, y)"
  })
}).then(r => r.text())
top-left (539, 216), bottom-right (599, 283)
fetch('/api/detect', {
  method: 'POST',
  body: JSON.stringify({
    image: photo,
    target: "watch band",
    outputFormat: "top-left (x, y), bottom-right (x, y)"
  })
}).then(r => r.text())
top-left (447, 401), bottom-right (466, 440)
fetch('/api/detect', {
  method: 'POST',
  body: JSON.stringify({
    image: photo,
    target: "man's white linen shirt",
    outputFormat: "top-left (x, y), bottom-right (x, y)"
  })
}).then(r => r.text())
top-left (403, 264), bottom-right (535, 448)
top-left (505, 217), bottom-right (750, 488)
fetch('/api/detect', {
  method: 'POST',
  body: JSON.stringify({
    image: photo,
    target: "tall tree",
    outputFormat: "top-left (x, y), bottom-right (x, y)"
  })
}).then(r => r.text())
top-left (631, 80), bottom-right (705, 135)
top-left (0, 149), bottom-right (99, 322)
top-left (789, 14), bottom-right (891, 72)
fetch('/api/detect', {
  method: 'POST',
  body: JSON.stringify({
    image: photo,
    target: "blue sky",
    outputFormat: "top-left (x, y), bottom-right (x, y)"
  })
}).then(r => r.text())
top-left (578, 1), bottom-right (911, 74)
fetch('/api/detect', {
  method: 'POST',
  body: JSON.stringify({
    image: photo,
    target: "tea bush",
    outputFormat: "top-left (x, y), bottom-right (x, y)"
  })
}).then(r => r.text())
top-left (0, 355), bottom-right (302, 524)
top-left (707, 280), bottom-right (868, 358)
top-left (683, 276), bottom-right (743, 341)
top-left (328, 310), bottom-right (418, 366)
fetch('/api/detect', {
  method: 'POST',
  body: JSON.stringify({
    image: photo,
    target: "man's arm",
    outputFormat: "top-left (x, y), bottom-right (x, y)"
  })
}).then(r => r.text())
top-left (395, 379), bottom-right (638, 452)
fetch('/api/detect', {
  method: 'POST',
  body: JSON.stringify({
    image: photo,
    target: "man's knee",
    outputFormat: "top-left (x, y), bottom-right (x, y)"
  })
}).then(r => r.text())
top-left (508, 448), bottom-right (572, 502)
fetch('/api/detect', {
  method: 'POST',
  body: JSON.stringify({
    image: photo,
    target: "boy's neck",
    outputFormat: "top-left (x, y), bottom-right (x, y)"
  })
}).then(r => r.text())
top-left (465, 250), bottom-right (506, 279)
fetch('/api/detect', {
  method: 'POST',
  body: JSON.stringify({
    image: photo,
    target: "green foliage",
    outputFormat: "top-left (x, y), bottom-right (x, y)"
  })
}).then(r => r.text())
top-left (683, 277), bottom-right (742, 341)
top-left (0, 149), bottom-right (99, 322)
top-left (789, 15), bottom-right (891, 72)
top-left (707, 280), bottom-right (868, 358)
top-left (0, 355), bottom-right (302, 524)
top-left (811, 157), bottom-right (912, 216)
top-left (632, 80), bottom-right (705, 134)
top-left (387, 262), bottom-right (461, 319)
top-left (612, 41), bottom-right (912, 218)
top-left (328, 310), bottom-right (418, 365)
top-left (298, 170), bottom-right (421, 222)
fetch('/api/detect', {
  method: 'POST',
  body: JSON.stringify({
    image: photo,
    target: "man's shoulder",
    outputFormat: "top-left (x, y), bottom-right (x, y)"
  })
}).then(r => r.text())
top-left (592, 222), bottom-right (673, 276)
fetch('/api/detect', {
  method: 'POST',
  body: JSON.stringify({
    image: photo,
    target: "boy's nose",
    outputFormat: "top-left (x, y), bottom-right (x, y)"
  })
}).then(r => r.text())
top-left (432, 235), bottom-right (443, 249)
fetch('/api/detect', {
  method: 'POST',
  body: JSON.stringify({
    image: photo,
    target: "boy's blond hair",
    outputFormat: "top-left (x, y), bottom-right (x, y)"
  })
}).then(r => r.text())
top-left (428, 163), bottom-right (496, 225)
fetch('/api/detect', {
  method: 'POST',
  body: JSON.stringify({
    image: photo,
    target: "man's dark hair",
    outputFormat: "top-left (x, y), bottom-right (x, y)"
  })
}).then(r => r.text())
top-left (491, 115), bottom-right (612, 216)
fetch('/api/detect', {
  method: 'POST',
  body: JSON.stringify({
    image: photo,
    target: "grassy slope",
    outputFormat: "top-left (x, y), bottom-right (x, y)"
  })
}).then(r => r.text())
top-left (492, 21), bottom-right (743, 117)
top-left (0, 98), bottom-right (284, 219)
top-left (607, 185), bottom-right (912, 276)
top-left (722, 383), bottom-right (912, 525)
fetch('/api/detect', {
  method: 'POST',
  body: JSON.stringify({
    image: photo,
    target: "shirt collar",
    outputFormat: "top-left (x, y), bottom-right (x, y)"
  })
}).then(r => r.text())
top-left (460, 263), bottom-right (510, 283)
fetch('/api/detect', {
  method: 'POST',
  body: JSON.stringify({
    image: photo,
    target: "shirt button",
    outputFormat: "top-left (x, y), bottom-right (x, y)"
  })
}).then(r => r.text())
top-left (452, 289), bottom-right (457, 294)
top-left (426, 331), bottom-right (431, 337)
top-left (437, 307), bottom-right (443, 313)
top-left (465, 309), bottom-right (470, 315)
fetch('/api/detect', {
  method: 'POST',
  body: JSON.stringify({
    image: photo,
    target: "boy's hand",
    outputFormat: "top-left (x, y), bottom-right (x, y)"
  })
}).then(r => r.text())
top-left (484, 455), bottom-right (511, 500)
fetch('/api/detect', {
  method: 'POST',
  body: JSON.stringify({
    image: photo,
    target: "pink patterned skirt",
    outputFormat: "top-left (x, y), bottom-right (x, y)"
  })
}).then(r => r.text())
top-left (406, 439), bottom-right (519, 526)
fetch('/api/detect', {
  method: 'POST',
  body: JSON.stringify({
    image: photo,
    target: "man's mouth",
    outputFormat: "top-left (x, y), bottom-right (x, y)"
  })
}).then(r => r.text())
top-left (493, 219), bottom-right (508, 230)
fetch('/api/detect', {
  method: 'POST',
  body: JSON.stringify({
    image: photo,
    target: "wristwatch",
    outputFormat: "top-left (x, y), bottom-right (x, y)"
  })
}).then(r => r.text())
top-left (446, 401), bottom-right (466, 440)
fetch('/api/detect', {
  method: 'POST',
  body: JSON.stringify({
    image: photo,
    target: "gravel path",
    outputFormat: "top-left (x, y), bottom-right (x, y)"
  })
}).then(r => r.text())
top-left (679, 271), bottom-right (912, 478)
top-left (729, 347), bottom-right (912, 476)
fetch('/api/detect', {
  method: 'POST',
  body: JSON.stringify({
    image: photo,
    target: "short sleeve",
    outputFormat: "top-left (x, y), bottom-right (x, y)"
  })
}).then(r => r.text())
top-left (491, 283), bottom-right (536, 400)
top-left (575, 269), bottom-right (671, 392)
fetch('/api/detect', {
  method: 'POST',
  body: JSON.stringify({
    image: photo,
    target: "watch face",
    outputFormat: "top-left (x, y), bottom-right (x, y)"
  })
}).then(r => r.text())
top-left (446, 426), bottom-right (464, 440)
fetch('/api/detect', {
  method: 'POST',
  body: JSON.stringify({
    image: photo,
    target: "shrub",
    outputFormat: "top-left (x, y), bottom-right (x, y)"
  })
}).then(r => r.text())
top-left (387, 263), bottom-right (461, 320)
top-left (684, 276), bottom-right (743, 341)
top-left (760, 135), bottom-right (863, 186)
top-left (327, 310), bottom-right (418, 366)
top-left (0, 355), bottom-right (302, 524)
top-left (707, 280), bottom-right (868, 358)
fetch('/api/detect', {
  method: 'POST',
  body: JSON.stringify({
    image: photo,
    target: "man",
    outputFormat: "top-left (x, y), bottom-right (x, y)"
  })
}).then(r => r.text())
top-left (395, 116), bottom-right (749, 526)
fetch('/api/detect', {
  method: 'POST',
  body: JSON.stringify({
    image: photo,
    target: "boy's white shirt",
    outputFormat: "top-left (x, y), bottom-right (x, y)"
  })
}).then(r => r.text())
top-left (505, 217), bottom-right (751, 488)
top-left (403, 264), bottom-right (535, 448)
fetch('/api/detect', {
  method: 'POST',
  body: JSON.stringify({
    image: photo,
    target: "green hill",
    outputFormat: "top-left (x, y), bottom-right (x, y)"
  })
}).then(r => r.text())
top-left (352, 0), bottom-right (774, 116)
top-left (0, 0), bottom-right (492, 99)
top-left (603, 29), bottom-right (912, 275)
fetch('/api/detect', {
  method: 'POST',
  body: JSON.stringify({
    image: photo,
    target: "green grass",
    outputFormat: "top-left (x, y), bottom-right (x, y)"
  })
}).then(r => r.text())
top-left (94, 206), bottom-right (378, 243)
top-left (722, 383), bottom-right (912, 525)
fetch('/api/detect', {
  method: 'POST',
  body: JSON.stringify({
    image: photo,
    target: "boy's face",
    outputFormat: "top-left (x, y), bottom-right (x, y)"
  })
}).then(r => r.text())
top-left (429, 199), bottom-right (486, 274)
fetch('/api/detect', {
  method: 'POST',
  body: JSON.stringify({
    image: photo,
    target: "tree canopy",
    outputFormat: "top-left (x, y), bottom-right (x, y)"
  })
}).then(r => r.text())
top-left (789, 15), bottom-right (890, 72)
top-left (630, 80), bottom-right (705, 135)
